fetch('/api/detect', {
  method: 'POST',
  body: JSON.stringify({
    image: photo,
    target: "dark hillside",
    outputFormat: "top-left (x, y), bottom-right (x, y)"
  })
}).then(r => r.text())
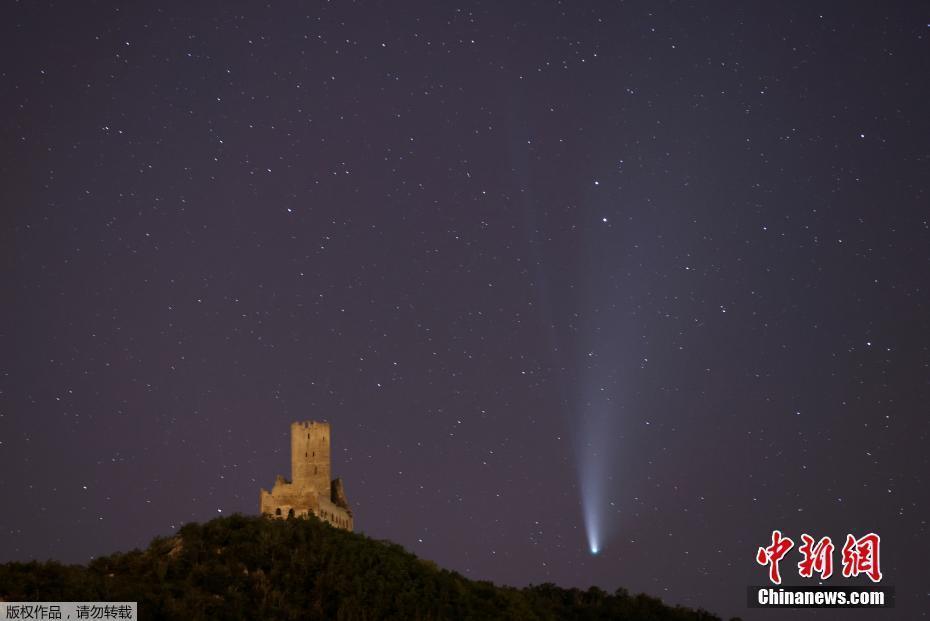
top-left (0, 515), bottom-right (729, 620)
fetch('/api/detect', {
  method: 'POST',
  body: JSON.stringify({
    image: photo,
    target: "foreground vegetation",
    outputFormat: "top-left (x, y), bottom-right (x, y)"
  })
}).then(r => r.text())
top-left (0, 515), bottom-right (729, 620)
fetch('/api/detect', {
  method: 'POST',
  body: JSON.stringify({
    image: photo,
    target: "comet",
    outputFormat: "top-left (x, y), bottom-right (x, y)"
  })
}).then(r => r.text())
top-left (577, 398), bottom-right (616, 556)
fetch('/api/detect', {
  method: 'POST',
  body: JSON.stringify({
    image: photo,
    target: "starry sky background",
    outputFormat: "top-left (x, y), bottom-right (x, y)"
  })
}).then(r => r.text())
top-left (2, 1), bottom-right (928, 619)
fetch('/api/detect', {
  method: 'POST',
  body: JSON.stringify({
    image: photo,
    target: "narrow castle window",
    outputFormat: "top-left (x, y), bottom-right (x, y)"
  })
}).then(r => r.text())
top-left (275, 508), bottom-right (282, 516)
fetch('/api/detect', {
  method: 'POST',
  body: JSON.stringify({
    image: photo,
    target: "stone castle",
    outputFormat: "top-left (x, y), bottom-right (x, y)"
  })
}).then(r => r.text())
top-left (260, 421), bottom-right (354, 531)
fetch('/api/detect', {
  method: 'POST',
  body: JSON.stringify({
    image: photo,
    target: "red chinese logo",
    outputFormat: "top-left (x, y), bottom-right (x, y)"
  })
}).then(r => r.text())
top-left (757, 530), bottom-right (882, 583)
top-left (797, 534), bottom-right (834, 580)
top-left (841, 533), bottom-right (882, 582)
top-left (756, 530), bottom-right (794, 585)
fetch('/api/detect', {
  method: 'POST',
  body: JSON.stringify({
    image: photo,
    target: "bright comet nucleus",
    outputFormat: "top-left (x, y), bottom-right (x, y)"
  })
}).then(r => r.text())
top-left (580, 460), bottom-right (606, 555)
top-left (578, 402), bottom-right (614, 557)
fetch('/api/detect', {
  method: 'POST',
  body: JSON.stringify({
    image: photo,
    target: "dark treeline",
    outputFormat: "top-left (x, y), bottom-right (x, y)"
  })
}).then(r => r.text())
top-left (0, 515), bottom-right (734, 620)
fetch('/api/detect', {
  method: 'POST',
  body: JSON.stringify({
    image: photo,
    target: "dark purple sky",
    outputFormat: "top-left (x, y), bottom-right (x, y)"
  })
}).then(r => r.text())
top-left (2, 2), bottom-right (928, 618)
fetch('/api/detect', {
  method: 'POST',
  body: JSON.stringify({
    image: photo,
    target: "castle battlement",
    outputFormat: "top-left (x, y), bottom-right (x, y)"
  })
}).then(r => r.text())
top-left (260, 420), bottom-right (354, 531)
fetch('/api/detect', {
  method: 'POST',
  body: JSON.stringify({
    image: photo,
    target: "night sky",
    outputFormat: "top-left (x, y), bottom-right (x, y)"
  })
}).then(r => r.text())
top-left (2, 2), bottom-right (929, 618)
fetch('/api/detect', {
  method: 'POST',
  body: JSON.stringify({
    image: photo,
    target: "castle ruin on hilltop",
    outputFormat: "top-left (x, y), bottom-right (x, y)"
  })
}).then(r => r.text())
top-left (260, 421), bottom-right (354, 531)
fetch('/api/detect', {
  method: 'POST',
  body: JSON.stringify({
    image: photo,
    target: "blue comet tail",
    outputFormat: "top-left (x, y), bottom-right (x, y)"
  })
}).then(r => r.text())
top-left (578, 405), bottom-right (614, 556)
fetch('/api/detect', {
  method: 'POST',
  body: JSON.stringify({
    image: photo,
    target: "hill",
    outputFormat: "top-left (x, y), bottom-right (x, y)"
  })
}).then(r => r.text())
top-left (0, 515), bottom-right (729, 620)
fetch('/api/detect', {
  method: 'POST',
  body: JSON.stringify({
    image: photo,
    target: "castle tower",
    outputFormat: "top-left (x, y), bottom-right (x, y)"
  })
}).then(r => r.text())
top-left (260, 420), bottom-right (353, 531)
top-left (291, 421), bottom-right (331, 493)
